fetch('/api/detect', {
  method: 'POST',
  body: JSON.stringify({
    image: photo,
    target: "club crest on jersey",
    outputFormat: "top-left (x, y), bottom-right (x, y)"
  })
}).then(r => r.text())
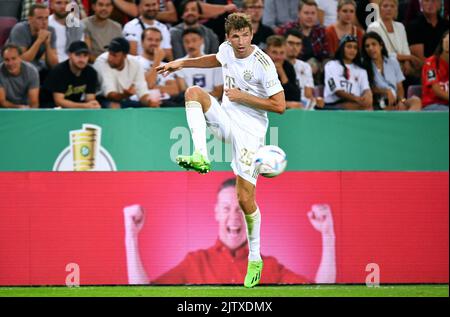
top-left (243, 70), bottom-right (253, 81)
top-left (427, 70), bottom-right (437, 81)
top-left (328, 78), bottom-right (336, 91)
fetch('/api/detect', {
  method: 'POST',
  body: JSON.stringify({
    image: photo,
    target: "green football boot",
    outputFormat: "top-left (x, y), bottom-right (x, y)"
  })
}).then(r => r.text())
top-left (244, 260), bottom-right (263, 288)
top-left (176, 150), bottom-right (211, 174)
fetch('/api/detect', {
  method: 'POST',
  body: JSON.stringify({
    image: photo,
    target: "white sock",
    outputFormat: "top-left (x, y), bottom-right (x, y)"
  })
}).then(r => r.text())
top-left (185, 101), bottom-right (208, 158)
top-left (245, 208), bottom-right (262, 262)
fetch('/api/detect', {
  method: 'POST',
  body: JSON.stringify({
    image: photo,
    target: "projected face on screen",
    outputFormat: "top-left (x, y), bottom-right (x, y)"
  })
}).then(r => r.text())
top-left (215, 186), bottom-right (247, 251)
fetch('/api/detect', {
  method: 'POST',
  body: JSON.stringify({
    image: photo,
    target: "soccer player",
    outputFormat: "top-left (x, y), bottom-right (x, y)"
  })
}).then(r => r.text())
top-left (156, 13), bottom-right (286, 288)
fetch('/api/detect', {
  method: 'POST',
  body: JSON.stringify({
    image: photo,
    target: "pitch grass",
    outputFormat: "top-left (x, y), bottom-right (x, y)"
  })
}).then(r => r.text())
top-left (0, 285), bottom-right (448, 297)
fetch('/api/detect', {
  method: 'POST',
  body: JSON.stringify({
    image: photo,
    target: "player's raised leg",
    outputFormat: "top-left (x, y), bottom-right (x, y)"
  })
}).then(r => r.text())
top-left (177, 86), bottom-right (212, 174)
top-left (236, 176), bottom-right (263, 288)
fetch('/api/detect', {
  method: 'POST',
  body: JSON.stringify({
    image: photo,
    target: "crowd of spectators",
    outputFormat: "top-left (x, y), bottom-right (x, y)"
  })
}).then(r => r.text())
top-left (0, 0), bottom-right (448, 111)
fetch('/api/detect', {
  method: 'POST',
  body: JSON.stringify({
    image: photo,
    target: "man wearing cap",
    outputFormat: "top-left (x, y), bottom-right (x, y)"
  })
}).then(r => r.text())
top-left (40, 41), bottom-right (100, 109)
top-left (94, 37), bottom-right (151, 108)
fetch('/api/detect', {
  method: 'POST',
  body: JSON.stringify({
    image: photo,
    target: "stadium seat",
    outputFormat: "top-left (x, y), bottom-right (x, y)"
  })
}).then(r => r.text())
top-left (407, 85), bottom-right (422, 99)
top-left (0, 17), bottom-right (17, 49)
top-left (313, 85), bottom-right (324, 98)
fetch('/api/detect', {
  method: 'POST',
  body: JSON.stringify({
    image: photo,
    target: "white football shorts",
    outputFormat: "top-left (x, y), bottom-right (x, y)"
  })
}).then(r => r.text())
top-left (205, 95), bottom-right (266, 186)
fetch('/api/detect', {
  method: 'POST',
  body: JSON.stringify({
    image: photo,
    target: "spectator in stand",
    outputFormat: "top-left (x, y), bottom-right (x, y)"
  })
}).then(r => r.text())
top-left (83, 0), bottom-right (123, 63)
top-left (265, 35), bottom-right (301, 109)
top-left (323, 34), bottom-right (372, 110)
top-left (48, 0), bottom-right (85, 63)
top-left (20, 0), bottom-right (87, 21)
top-left (94, 37), bottom-right (151, 108)
top-left (367, 0), bottom-right (422, 79)
top-left (170, 0), bottom-right (220, 60)
top-left (123, 0), bottom-right (173, 60)
top-left (262, 0), bottom-right (300, 31)
top-left (201, 0), bottom-right (240, 43)
top-left (284, 29), bottom-right (323, 109)
top-left (407, 0), bottom-right (449, 61)
top-left (316, 0), bottom-right (338, 27)
top-left (40, 41), bottom-right (100, 109)
top-left (7, 3), bottom-right (58, 81)
top-left (277, 0), bottom-right (330, 82)
top-left (112, 0), bottom-right (179, 24)
top-left (243, 0), bottom-right (274, 50)
top-left (176, 28), bottom-right (223, 101)
top-left (362, 32), bottom-right (422, 111)
top-left (421, 31), bottom-right (449, 111)
top-left (136, 27), bottom-right (180, 107)
top-left (326, 0), bottom-right (364, 57)
top-left (404, 0), bottom-right (449, 25)
top-left (0, 44), bottom-right (39, 108)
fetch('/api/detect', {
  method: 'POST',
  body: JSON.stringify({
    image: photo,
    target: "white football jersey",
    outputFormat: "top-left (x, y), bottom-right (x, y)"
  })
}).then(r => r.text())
top-left (324, 60), bottom-right (370, 104)
top-left (136, 56), bottom-right (175, 86)
top-left (123, 18), bottom-right (171, 55)
top-left (293, 59), bottom-right (314, 102)
top-left (216, 42), bottom-right (283, 136)
top-left (176, 56), bottom-right (223, 94)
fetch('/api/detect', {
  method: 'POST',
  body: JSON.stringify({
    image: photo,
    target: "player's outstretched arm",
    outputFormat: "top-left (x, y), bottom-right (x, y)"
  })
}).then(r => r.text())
top-left (225, 89), bottom-right (286, 114)
top-left (124, 204), bottom-right (150, 285)
top-left (156, 54), bottom-right (221, 76)
top-left (308, 204), bottom-right (336, 284)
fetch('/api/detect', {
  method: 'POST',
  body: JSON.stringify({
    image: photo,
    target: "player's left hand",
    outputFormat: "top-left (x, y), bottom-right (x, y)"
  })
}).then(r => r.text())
top-left (308, 204), bottom-right (335, 237)
top-left (224, 88), bottom-right (244, 103)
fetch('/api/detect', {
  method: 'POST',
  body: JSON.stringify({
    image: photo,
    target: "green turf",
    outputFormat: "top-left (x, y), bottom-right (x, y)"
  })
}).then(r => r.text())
top-left (0, 285), bottom-right (448, 297)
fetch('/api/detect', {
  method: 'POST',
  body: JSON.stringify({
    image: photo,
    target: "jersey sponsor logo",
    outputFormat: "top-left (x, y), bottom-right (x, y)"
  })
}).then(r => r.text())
top-left (340, 80), bottom-right (353, 93)
top-left (427, 70), bottom-right (437, 81)
top-left (193, 74), bottom-right (206, 87)
top-left (243, 70), bottom-right (253, 82)
top-left (225, 75), bottom-right (236, 89)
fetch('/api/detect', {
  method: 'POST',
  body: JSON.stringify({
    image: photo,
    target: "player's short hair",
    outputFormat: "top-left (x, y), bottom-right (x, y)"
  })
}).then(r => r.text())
top-left (337, 0), bottom-right (357, 10)
top-left (285, 29), bottom-right (303, 41)
top-left (141, 27), bottom-right (163, 42)
top-left (298, 0), bottom-right (318, 12)
top-left (225, 13), bottom-right (253, 35)
top-left (1, 43), bottom-right (22, 57)
top-left (217, 178), bottom-right (236, 194)
top-left (182, 27), bottom-right (204, 39)
top-left (266, 35), bottom-right (286, 48)
top-left (180, 0), bottom-right (203, 16)
top-left (29, 3), bottom-right (49, 17)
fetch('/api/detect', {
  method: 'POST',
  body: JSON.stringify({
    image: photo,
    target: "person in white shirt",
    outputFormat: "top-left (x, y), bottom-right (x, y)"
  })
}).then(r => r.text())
top-left (48, 0), bottom-right (84, 63)
top-left (94, 37), bottom-right (150, 108)
top-left (122, 0), bottom-right (173, 61)
top-left (176, 28), bottom-right (223, 100)
top-left (284, 29), bottom-right (323, 109)
top-left (136, 27), bottom-right (180, 107)
top-left (157, 13), bottom-right (286, 288)
top-left (324, 34), bottom-right (373, 110)
top-left (316, 0), bottom-right (338, 27)
top-left (367, 0), bottom-right (422, 77)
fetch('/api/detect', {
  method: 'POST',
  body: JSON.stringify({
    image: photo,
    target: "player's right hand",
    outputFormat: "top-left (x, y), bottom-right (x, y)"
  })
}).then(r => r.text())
top-left (123, 204), bottom-right (146, 236)
top-left (156, 60), bottom-right (183, 76)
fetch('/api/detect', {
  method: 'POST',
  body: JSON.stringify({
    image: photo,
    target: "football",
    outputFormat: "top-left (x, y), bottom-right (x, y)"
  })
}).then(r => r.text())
top-left (254, 145), bottom-right (287, 178)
